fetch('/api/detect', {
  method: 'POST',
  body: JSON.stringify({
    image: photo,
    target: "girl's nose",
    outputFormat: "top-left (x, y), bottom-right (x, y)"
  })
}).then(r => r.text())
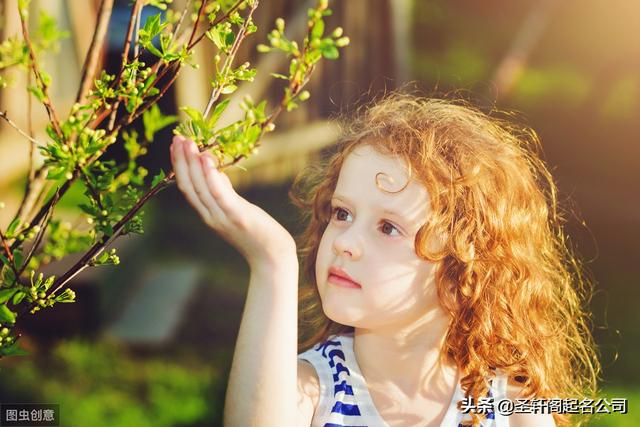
top-left (332, 231), bottom-right (361, 259)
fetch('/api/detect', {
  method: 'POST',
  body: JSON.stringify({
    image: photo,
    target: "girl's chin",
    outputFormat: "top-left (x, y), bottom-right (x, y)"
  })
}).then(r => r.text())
top-left (321, 304), bottom-right (365, 328)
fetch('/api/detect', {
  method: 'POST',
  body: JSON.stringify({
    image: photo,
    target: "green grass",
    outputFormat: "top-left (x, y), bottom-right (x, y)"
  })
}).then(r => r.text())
top-left (584, 386), bottom-right (638, 426)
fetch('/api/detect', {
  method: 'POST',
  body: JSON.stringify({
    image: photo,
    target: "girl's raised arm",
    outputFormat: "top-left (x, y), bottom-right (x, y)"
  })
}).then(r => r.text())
top-left (170, 136), bottom-right (304, 426)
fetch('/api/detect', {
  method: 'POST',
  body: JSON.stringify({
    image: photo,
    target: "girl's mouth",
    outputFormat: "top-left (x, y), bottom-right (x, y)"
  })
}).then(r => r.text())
top-left (328, 273), bottom-right (362, 289)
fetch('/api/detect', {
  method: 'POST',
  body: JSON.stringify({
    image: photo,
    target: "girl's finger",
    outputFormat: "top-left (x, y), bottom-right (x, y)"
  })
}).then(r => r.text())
top-left (201, 152), bottom-right (242, 217)
top-left (182, 139), bottom-right (226, 220)
top-left (170, 136), bottom-right (211, 220)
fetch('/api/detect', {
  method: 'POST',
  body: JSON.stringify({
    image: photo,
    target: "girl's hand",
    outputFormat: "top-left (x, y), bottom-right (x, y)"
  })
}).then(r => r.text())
top-left (170, 135), bottom-right (297, 270)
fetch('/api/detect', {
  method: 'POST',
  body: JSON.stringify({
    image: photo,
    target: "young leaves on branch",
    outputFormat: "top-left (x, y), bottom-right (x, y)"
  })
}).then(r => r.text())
top-left (0, 0), bottom-right (348, 360)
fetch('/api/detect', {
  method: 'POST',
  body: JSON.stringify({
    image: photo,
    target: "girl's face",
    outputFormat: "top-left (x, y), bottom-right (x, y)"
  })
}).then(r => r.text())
top-left (316, 144), bottom-right (444, 332)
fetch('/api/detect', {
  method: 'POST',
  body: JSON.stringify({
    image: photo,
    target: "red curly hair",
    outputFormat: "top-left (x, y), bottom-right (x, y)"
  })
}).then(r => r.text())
top-left (289, 92), bottom-right (600, 426)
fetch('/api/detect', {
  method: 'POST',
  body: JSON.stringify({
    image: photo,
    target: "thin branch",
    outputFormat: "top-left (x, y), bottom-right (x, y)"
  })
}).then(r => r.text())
top-left (203, 1), bottom-right (258, 118)
top-left (133, 2), bottom-right (143, 60)
top-left (26, 74), bottom-right (36, 183)
top-left (10, 0), bottom-right (250, 257)
top-left (114, 61), bottom-right (182, 130)
top-left (45, 171), bottom-right (176, 299)
top-left (14, 188), bottom-right (60, 283)
top-left (18, 8), bottom-right (63, 139)
top-left (170, 0), bottom-right (192, 42)
top-left (76, 0), bottom-right (114, 104)
top-left (187, 0), bottom-right (208, 48)
top-left (0, 111), bottom-right (43, 147)
top-left (108, 0), bottom-right (142, 130)
top-left (187, 0), bottom-right (244, 50)
top-left (119, 0), bottom-right (142, 77)
top-left (9, 176), bottom-right (74, 253)
top-left (15, 75), bottom-right (38, 229)
top-left (15, 167), bottom-right (49, 227)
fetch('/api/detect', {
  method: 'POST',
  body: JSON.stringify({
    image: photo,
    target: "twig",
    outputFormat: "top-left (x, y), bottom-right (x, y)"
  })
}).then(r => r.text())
top-left (0, 111), bottom-right (43, 147)
top-left (187, 0), bottom-right (208, 47)
top-left (45, 172), bottom-right (176, 300)
top-left (187, 0), bottom-right (244, 50)
top-left (26, 75), bottom-right (36, 183)
top-left (119, 0), bottom-right (142, 78)
top-left (107, 0), bottom-right (142, 131)
top-left (15, 168), bottom-right (49, 227)
top-left (18, 8), bottom-right (63, 139)
top-left (203, 1), bottom-right (258, 118)
top-left (15, 75), bottom-right (38, 230)
top-left (9, 0), bottom-right (260, 263)
top-left (33, 2), bottom-right (325, 308)
top-left (170, 0), bottom-right (192, 42)
top-left (76, 0), bottom-right (114, 104)
top-left (133, 2), bottom-right (143, 59)
top-left (14, 188), bottom-right (60, 284)
top-left (9, 177), bottom-right (74, 253)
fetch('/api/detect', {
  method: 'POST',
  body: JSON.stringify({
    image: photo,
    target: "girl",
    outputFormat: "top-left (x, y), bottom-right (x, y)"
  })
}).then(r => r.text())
top-left (169, 93), bottom-right (600, 427)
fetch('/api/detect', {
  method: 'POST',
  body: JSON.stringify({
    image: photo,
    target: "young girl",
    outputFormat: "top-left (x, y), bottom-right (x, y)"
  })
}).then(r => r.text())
top-left (169, 93), bottom-right (600, 427)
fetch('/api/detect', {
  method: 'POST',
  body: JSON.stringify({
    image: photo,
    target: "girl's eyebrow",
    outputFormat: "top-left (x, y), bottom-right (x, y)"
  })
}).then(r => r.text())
top-left (332, 194), bottom-right (409, 221)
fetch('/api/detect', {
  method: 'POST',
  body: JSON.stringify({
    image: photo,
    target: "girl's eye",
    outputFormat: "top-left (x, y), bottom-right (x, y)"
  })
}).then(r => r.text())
top-left (380, 221), bottom-right (400, 236)
top-left (331, 207), bottom-right (401, 237)
top-left (332, 207), bottom-right (351, 222)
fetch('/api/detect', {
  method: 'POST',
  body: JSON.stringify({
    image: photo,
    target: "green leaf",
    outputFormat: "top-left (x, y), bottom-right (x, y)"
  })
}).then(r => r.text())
top-left (146, 43), bottom-right (163, 58)
top-left (207, 99), bottom-right (230, 128)
top-left (13, 250), bottom-right (23, 270)
top-left (0, 288), bottom-right (17, 304)
top-left (151, 169), bottom-right (166, 188)
top-left (28, 85), bottom-right (46, 102)
top-left (221, 84), bottom-right (237, 94)
top-left (12, 291), bottom-right (26, 305)
top-left (0, 341), bottom-right (29, 357)
top-left (0, 305), bottom-right (16, 324)
top-left (311, 19), bottom-right (324, 39)
top-left (180, 106), bottom-right (205, 127)
top-left (143, 105), bottom-right (178, 142)
top-left (321, 45), bottom-right (339, 60)
top-left (6, 218), bottom-right (20, 236)
top-left (206, 27), bottom-right (225, 50)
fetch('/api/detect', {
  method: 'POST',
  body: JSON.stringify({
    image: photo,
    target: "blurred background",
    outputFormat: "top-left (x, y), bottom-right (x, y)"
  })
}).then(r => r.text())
top-left (0, 0), bottom-right (638, 426)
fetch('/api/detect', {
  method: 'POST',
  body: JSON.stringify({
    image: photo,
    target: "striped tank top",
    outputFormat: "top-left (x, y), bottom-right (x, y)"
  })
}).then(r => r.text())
top-left (298, 333), bottom-right (510, 427)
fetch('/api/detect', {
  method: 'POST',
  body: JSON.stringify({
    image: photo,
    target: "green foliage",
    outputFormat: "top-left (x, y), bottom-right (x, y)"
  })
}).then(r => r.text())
top-left (0, 338), bottom-right (219, 426)
top-left (43, 220), bottom-right (93, 261)
top-left (143, 104), bottom-right (178, 141)
top-left (0, 0), bottom-right (347, 360)
top-left (0, 9), bottom-right (68, 89)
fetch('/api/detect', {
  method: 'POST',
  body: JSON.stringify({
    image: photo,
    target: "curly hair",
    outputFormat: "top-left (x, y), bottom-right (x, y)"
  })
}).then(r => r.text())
top-left (289, 92), bottom-right (601, 426)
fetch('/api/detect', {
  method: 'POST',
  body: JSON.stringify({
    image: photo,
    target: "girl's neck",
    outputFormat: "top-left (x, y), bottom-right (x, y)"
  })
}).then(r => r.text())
top-left (352, 311), bottom-right (456, 396)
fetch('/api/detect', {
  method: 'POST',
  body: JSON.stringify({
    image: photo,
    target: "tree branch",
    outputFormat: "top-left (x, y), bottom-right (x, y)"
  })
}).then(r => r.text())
top-left (76, 0), bottom-right (114, 104)
top-left (187, 0), bottom-right (208, 48)
top-left (14, 188), bottom-right (60, 284)
top-left (203, 1), bottom-right (258, 118)
top-left (44, 171), bottom-right (176, 301)
top-left (9, 177), bottom-right (74, 253)
top-left (18, 8), bottom-right (63, 140)
top-left (187, 0), bottom-right (244, 50)
top-left (0, 110), bottom-right (43, 147)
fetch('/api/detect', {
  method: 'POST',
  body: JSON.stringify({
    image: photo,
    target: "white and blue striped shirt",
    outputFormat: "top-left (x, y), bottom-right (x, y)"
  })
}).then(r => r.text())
top-left (298, 332), bottom-right (510, 427)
